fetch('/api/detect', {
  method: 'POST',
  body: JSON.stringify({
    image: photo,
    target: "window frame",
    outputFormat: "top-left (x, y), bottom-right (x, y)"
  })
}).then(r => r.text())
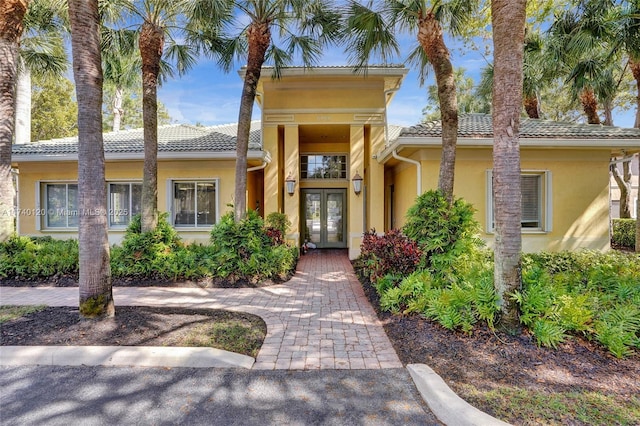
top-left (167, 178), bottom-right (219, 229)
top-left (107, 181), bottom-right (142, 228)
top-left (485, 170), bottom-right (553, 233)
top-left (300, 153), bottom-right (349, 181)
top-left (39, 181), bottom-right (79, 230)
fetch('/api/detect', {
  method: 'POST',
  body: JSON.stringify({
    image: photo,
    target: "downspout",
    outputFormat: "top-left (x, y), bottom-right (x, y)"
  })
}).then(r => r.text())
top-left (247, 150), bottom-right (271, 172)
top-left (383, 87), bottom-right (422, 195)
top-left (392, 149), bottom-right (421, 196)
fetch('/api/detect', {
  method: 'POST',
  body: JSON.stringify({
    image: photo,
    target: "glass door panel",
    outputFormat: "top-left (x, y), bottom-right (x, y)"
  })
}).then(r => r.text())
top-left (304, 192), bottom-right (321, 245)
top-left (302, 189), bottom-right (346, 248)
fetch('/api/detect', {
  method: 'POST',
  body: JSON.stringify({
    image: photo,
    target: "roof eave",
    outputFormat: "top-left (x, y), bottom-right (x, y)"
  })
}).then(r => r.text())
top-left (377, 137), bottom-right (640, 164)
top-left (13, 150), bottom-right (266, 163)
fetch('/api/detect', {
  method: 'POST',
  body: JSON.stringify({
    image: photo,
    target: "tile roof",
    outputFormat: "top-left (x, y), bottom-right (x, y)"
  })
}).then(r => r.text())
top-left (12, 122), bottom-right (262, 157)
top-left (399, 113), bottom-right (640, 140)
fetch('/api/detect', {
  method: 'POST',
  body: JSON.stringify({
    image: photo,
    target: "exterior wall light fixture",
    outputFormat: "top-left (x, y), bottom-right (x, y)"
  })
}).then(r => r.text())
top-left (285, 172), bottom-right (296, 195)
top-left (352, 171), bottom-right (363, 195)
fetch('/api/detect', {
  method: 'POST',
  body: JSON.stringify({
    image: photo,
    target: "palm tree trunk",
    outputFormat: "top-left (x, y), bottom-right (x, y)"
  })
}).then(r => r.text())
top-left (15, 65), bottom-right (31, 144)
top-left (234, 21), bottom-right (270, 221)
top-left (630, 58), bottom-right (640, 129)
top-left (602, 99), bottom-right (613, 126)
top-left (579, 88), bottom-right (600, 124)
top-left (139, 22), bottom-right (163, 233)
top-left (0, 0), bottom-right (29, 242)
top-left (112, 85), bottom-right (124, 132)
top-left (491, 0), bottom-right (526, 332)
top-left (417, 13), bottom-right (457, 203)
top-left (69, 0), bottom-right (113, 318)
top-left (610, 157), bottom-right (632, 219)
top-left (523, 95), bottom-right (539, 119)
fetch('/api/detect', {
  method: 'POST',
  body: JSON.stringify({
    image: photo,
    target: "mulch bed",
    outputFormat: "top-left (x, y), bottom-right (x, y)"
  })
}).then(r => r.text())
top-left (1, 306), bottom-right (266, 356)
top-left (359, 279), bottom-right (640, 420)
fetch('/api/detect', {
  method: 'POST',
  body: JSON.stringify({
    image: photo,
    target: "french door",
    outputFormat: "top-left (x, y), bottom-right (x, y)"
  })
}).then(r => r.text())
top-left (301, 189), bottom-right (347, 248)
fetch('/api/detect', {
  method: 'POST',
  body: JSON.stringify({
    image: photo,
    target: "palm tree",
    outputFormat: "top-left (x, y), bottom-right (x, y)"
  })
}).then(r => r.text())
top-left (343, 0), bottom-right (479, 203)
top-left (546, 0), bottom-right (635, 126)
top-left (101, 28), bottom-right (140, 132)
top-left (68, 0), bottom-right (114, 317)
top-left (117, 0), bottom-right (198, 232)
top-left (14, 0), bottom-right (67, 144)
top-left (0, 0), bottom-right (30, 242)
top-left (492, 0), bottom-right (527, 331)
top-left (193, 0), bottom-right (341, 221)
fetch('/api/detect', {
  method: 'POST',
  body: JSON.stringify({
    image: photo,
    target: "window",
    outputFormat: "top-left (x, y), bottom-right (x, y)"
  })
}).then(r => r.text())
top-left (301, 155), bottom-right (347, 179)
top-left (108, 183), bottom-right (142, 227)
top-left (44, 183), bottom-right (78, 228)
top-left (172, 180), bottom-right (217, 227)
top-left (486, 170), bottom-right (552, 233)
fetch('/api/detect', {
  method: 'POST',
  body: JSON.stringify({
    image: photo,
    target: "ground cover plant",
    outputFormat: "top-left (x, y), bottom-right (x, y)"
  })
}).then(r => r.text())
top-left (1, 212), bottom-right (297, 286)
top-left (354, 189), bottom-right (640, 424)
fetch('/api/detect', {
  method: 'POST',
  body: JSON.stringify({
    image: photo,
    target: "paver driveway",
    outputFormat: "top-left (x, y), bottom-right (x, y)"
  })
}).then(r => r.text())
top-left (0, 249), bottom-right (403, 370)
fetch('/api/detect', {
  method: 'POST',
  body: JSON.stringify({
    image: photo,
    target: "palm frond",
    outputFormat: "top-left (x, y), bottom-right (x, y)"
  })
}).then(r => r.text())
top-left (343, 1), bottom-right (400, 70)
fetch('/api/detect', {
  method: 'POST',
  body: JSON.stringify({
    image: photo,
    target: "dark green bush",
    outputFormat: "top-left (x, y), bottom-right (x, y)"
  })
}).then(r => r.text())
top-left (110, 213), bottom-right (183, 279)
top-left (612, 218), bottom-right (636, 249)
top-left (403, 190), bottom-right (483, 274)
top-left (210, 211), bottom-right (297, 282)
top-left (0, 235), bottom-right (78, 279)
top-left (516, 251), bottom-right (640, 357)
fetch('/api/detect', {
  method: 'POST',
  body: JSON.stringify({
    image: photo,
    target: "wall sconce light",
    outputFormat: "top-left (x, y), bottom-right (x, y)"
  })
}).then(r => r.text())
top-left (285, 172), bottom-right (296, 195)
top-left (352, 171), bottom-right (363, 195)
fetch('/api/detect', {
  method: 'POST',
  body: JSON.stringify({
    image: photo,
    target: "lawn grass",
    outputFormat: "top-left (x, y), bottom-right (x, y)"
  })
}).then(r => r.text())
top-left (455, 383), bottom-right (640, 426)
top-left (0, 305), bottom-right (46, 324)
top-left (182, 319), bottom-right (266, 358)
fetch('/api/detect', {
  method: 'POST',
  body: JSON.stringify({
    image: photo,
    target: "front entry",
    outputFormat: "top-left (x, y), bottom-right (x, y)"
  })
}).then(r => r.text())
top-left (302, 189), bottom-right (347, 248)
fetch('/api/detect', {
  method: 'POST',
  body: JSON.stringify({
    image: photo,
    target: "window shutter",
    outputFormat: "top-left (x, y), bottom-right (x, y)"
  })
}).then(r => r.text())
top-left (521, 175), bottom-right (540, 225)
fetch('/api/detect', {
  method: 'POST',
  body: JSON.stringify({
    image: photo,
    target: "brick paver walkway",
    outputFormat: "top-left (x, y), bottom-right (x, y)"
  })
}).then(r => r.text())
top-left (0, 250), bottom-right (402, 370)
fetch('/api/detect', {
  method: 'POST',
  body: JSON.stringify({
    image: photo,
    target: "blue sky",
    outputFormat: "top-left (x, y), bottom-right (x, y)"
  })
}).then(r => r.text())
top-left (157, 37), bottom-right (637, 129)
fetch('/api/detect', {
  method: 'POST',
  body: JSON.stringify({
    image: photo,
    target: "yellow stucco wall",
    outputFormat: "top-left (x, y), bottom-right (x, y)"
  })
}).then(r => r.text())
top-left (388, 147), bottom-right (611, 252)
top-left (15, 159), bottom-right (237, 244)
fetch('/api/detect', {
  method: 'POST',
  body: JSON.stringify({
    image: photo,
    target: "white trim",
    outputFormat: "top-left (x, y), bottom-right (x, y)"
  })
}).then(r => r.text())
top-left (544, 171), bottom-right (553, 232)
top-left (107, 181), bottom-right (142, 228)
top-left (34, 181), bottom-right (40, 231)
top-left (168, 178), bottom-right (220, 229)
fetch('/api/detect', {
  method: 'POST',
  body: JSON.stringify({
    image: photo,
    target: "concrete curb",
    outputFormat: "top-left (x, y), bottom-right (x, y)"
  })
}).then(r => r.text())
top-left (0, 346), bottom-right (255, 369)
top-left (407, 364), bottom-right (511, 426)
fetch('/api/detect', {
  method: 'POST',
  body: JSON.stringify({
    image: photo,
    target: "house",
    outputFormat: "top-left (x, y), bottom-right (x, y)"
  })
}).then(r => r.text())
top-left (11, 66), bottom-right (640, 258)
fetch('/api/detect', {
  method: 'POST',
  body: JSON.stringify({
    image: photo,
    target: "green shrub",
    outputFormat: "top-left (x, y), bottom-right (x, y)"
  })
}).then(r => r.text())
top-left (516, 251), bottom-right (640, 357)
top-left (612, 218), bottom-right (636, 249)
top-left (403, 190), bottom-right (483, 274)
top-left (209, 211), bottom-right (297, 282)
top-left (0, 235), bottom-right (78, 279)
top-left (378, 255), bottom-right (499, 333)
top-left (110, 213), bottom-right (183, 279)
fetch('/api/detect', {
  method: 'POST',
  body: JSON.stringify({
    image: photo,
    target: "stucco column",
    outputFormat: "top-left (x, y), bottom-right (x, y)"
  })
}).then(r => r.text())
top-left (262, 124), bottom-right (280, 215)
top-left (283, 125), bottom-right (300, 247)
top-left (349, 124), bottom-right (365, 259)
top-left (368, 125), bottom-right (386, 233)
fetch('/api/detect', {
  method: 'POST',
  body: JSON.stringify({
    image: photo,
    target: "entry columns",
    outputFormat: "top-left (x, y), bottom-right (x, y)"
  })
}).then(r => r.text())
top-left (349, 125), bottom-right (365, 259)
top-left (262, 124), bottom-right (280, 215)
top-left (283, 125), bottom-right (300, 247)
